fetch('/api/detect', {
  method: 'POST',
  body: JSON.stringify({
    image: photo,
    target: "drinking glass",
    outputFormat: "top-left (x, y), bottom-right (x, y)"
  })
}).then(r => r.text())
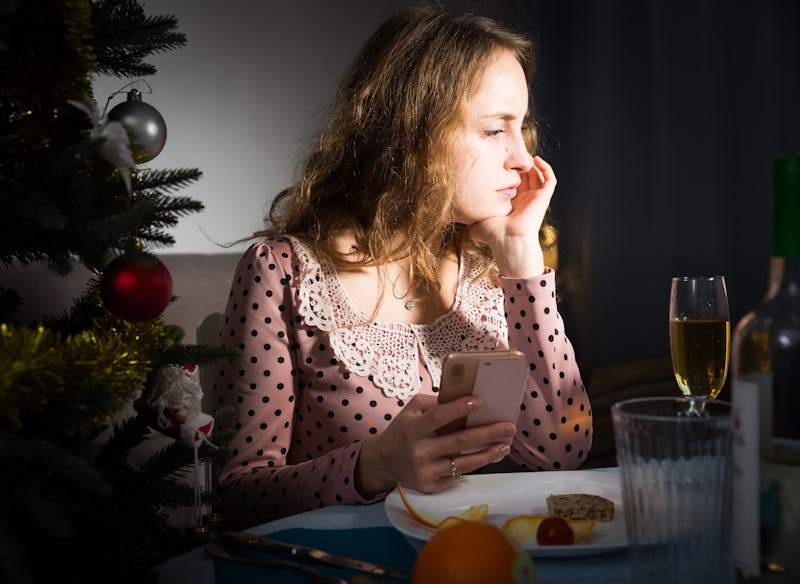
top-left (668, 276), bottom-right (730, 416)
top-left (612, 397), bottom-right (734, 584)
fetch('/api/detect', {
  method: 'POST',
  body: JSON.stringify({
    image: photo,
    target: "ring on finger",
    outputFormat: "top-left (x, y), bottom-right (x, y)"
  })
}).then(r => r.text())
top-left (450, 457), bottom-right (457, 477)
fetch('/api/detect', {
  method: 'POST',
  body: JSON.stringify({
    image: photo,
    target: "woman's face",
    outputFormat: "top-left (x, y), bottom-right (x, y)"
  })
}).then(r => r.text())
top-left (450, 49), bottom-right (534, 224)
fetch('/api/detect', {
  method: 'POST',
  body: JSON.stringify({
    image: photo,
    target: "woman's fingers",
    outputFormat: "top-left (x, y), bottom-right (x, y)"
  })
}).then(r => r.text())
top-left (533, 154), bottom-right (555, 183)
top-left (435, 421), bottom-right (515, 457)
top-left (516, 156), bottom-right (555, 209)
top-left (448, 441), bottom-right (512, 476)
top-left (521, 155), bottom-right (554, 190)
top-left (360, 393), bottom-right (517, 494)
top-left (418, 394), bottom-right (481, 432)
top-left (413, 394), bottom-right (516, 459)
top-left (405, 438), bottom-right (513, 494)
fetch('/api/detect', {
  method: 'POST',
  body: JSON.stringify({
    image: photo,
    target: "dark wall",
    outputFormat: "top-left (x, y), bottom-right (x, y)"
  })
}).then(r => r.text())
top-left (6, 1), bottom-right (798, 379)
top-left (467, 0), bottom-right (800, 371)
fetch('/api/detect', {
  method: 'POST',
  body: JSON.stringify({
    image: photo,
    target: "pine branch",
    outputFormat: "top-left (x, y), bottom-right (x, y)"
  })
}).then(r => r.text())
top-left (5, 433), bottom-right (113, 500)
top-left (13, 190), bottom-right (67, 231)
top-left (0, 251), bottom-right (47, 270)
top-left (130, 194), bottom-right (204, 231)
top-left (134, 439), bottom-right (228, 493)
top-left (85, 197), bottom-right (158, 247)
top-left (0, 434), bottom-right (115, 580)
top-left (0, 132), bottom-right (137, 273)
top-left (93, 414), bottom-right (151, 477)
top-left (134, 167), bottom-right (202, 193)
top-left (64, 186), bottom-right (205, 257)
top-left (91, 0), bottom-right (187, 78)
top-left (152, 193), bottom-right (206, 217)
top-left (149, 479), bottom-right (198, 509)
top-left (135, 228), bottom-right (176, 249)
top-left (111, 189), bottom-right (205, 250)
top-left (42, 284), bottom-right (105, 337)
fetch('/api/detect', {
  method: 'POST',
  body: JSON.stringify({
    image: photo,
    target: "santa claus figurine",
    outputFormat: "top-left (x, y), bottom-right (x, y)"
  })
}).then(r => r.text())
top-left (135, 363), bottom-right (214, 448)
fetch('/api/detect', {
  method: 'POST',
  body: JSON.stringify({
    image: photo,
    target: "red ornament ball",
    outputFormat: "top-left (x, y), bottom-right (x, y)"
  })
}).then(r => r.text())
top-left (100, 254), bottom-right (173, 322)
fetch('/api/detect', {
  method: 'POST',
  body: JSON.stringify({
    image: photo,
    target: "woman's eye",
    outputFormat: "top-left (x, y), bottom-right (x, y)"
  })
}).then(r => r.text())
top-left (483, 129), bottom-right (504, 137)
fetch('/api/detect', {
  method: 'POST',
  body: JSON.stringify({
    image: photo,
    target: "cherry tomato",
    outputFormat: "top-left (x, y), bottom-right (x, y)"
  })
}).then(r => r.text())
top-left (536, 516), bottom-right (575, 545)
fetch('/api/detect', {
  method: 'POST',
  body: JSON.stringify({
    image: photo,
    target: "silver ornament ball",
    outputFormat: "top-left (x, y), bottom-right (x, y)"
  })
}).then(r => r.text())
top-left (107, 89), bottom-right (167, 162)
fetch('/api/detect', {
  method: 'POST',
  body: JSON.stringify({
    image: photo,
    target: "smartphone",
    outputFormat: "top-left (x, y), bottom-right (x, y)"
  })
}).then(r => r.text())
top-left (436, 349), bottom-right (529, 445)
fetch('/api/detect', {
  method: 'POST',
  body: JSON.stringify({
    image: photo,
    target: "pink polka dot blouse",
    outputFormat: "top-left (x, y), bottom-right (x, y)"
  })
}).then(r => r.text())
top-left (213, 237), bottom-right (593, 527)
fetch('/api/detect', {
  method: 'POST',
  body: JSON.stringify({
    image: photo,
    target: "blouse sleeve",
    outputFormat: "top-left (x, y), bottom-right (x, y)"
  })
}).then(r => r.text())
top-left (501, 269), bottom-right (593, 470)
top-left (212, 242), bottom-right (380, 529)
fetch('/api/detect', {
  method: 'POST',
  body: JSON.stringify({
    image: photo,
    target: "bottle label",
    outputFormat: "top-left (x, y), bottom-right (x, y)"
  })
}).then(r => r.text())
top-left (732, 379), bottom-right (761, 577)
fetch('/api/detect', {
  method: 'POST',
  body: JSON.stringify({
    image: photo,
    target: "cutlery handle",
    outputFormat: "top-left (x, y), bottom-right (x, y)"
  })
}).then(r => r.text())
top-left (205, 543), bottom-right (348, 584)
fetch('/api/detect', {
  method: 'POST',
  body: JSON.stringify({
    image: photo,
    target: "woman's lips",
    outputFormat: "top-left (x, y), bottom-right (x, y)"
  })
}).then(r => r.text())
top-left (497, 183), bottom-right (520, 198)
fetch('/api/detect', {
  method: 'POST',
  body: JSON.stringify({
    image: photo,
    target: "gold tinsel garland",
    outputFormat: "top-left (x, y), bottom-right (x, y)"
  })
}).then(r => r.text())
top-left (0, 315), bottom-right (165, 433)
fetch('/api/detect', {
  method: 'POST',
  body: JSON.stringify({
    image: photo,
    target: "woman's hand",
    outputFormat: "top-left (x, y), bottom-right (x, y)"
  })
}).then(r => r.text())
top-left (355, 394), bottom-right (515, 497)
top-left (469, 155), bottom-right (557, 278)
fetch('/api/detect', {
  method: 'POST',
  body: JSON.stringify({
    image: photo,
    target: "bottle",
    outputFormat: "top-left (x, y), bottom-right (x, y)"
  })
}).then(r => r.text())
top-left (731, 154), bottom-right (800, 583)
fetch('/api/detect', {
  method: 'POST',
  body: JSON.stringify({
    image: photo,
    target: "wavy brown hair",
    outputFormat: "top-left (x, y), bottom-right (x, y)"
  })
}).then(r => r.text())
top-left (253, 4), bottom-right (554, 297)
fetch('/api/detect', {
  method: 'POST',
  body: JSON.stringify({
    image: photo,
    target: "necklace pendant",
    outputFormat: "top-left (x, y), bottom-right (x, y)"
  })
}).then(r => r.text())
top-left (405, 300), bottom-right (415, 310)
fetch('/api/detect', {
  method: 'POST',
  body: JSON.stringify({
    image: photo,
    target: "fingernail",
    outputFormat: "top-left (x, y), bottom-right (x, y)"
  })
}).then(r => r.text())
top-left (467, 397), bottom-right (481, 410)
top-left (492, 444), bottom-right (510, 462)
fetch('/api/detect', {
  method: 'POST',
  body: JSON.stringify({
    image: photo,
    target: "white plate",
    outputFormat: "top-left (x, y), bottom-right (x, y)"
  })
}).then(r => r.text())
top-left (384, 469), bottom-right (627, 558)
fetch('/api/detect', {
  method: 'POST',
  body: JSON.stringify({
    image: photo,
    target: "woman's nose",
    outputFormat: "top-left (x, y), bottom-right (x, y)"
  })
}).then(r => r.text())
top-left (506, 136), bottom-right (534, 173)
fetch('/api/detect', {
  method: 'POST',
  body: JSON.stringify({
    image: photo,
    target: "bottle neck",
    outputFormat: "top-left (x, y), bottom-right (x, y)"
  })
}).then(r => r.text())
top-left (771, 156), bottom-right (800, 259)
top-left (766, 256), bottom-right (800, 298)
top-left (770, 155), bottom-right (800, 296)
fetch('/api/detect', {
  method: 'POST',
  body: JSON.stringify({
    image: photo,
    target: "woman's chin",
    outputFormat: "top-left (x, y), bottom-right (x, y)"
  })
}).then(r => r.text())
top-left (454, 205), bottom-right (513, 226)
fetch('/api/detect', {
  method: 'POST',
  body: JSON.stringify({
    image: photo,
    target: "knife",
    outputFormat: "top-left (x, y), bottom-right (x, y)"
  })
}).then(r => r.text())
top-left (218, 530), bottom-right (412, 581)
top-left (205, 543), bottom-right (351, 584)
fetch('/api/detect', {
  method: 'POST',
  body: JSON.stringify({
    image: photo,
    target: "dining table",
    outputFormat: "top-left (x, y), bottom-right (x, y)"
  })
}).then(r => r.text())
top-left (156, 467), bottom-right (632, 584)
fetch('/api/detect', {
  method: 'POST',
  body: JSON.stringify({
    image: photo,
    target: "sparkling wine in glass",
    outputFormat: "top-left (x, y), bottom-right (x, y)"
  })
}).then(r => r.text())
top-left (668, 276), bottom-right (730, 416)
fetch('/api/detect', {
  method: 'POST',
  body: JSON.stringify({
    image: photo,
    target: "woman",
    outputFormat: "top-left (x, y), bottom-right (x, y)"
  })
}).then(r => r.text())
top-left (213, 4), bottom-right (592, 528)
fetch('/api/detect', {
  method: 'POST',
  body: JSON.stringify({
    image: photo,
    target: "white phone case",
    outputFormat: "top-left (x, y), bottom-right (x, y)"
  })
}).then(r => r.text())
top-left (436, 350), bottom-right (529, 444)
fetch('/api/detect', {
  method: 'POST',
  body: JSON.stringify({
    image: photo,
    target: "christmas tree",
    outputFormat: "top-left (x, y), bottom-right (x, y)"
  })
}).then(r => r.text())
top-left (0, 1), bottom-right (235, 582)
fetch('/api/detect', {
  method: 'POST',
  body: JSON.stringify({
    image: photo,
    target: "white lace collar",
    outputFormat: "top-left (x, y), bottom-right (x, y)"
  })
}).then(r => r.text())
top-left (287, 236), bottom-right (507, 401)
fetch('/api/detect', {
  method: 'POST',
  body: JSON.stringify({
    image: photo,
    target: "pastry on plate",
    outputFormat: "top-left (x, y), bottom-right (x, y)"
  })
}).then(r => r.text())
top-left (546, 493), bottom-right (615, 521)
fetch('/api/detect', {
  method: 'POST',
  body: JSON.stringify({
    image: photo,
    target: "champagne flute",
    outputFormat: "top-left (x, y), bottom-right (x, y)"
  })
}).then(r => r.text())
top-left (668, 276), bottom-right (730, 416)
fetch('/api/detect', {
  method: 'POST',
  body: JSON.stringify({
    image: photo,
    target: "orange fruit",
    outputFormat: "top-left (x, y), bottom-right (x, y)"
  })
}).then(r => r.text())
top-left (501, 514), bottom-right (595, 545)
top-left (502, 515), bottom-right (546, 545)
top-left (548, 517), bottom-right (595, 542)
top-left (412, 521), bottom-right (538, 584)
top-left (397, 484), bottom-right (441, 527)
top-left (397, 484), bottom-right (489, 529)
